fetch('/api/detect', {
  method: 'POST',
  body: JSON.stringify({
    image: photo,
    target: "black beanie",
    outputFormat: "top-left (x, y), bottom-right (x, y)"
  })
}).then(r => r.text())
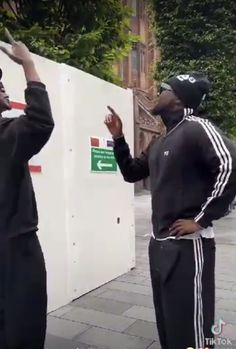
top-left (166, 72), bottom-right (210, 109)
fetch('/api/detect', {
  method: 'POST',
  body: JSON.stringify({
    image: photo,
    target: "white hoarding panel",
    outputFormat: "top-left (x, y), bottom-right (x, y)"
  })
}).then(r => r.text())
top-left (0, 42), bottom-right (135, 311)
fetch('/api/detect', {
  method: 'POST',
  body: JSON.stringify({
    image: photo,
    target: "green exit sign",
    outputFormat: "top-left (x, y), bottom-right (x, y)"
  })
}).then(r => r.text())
top-left (91, 147), bottom-right (117, 173)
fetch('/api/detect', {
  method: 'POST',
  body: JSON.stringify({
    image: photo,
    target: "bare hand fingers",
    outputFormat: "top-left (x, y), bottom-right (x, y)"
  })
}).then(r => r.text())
top-left (175, 229), bottom-right (186, 238)
top-left (0, 46), bottom-right (21, 64)
top-left (5, 28), bottom-right (16, 45)
top-left (169, 226), bottom-right (181, 236)
top-left (107, 106), bottom-right (121, 121)
top-left (107, 106), bottom-right (117, 115)
top-left (105, 114), bottom-right (112, 123)
top-left (170, 220), bottom-right (183, 231)
top-left (109, 114), bottom-right (114, 123)
top-left (169, 220), bottom-right (185, 236)
top-left (170, 225), bottom-right (187, 237)
top-left (0, 46), bottom-right (13, 58)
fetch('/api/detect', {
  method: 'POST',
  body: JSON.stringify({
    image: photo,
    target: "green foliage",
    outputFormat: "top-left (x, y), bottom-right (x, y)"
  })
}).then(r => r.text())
top-left (151, 0), bottom-right (236, 135)
top-left (0, 0), bottom-right (138, 84)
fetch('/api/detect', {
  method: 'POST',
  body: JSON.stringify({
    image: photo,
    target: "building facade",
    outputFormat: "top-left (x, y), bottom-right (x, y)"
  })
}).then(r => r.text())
top-left (119, 0), bottom-right (159, 95)
top-left (117, 0), bottom-right (163, 190)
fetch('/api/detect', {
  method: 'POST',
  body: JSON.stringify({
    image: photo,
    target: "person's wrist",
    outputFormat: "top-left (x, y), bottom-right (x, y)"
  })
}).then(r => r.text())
top-left (22, 59), bottom-right (35, 69)
top-left (113, 133), bottom-right (124, 139)
top-left (22, 59), bottom-right (41, 83)
top-left (194, 221), bottom-right (202, 231)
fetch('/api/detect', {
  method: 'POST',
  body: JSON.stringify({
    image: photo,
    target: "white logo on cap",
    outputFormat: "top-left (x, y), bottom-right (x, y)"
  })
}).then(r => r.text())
top-left (177, 75), bottom-right (196, 83)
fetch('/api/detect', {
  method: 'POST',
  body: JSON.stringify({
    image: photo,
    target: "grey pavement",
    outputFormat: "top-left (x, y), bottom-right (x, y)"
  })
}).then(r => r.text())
top-left (45, 193), bottom-right (236, 349)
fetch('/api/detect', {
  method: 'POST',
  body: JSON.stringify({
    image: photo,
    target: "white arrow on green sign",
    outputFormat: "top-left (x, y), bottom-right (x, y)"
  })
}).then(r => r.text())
top-left (97, 160), bottom-right (113, 170)
top-left (91, 147), bottom-right (117, 173)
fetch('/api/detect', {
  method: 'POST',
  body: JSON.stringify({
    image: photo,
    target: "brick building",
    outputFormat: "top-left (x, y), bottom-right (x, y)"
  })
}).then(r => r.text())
top-left (118, 0), bottom-right (158, 94)
top-left (116, 0), bottom-right (163, 190)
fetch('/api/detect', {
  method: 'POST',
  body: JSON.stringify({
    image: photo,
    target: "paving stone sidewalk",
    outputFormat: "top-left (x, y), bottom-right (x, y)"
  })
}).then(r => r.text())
top-left (45, 193), bottom-right (236, 349)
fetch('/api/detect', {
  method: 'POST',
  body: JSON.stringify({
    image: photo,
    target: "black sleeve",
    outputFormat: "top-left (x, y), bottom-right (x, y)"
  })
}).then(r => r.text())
top-left (191, 119), bottom-right (236, 228)
top-left (7, 81), bottom-right (54, 163)
top-left (113, 136), bottom-right (150, 183)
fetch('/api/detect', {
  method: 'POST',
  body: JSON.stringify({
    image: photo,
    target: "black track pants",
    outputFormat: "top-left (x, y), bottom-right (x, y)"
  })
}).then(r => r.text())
top-left (0, 232), bottom-right (47, 349)
top-left (149, 237), bottom-right (215, 349)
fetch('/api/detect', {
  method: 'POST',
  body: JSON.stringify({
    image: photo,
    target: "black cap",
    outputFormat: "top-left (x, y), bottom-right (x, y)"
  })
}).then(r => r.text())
top-left (166, 72), bottom-right (210, 109)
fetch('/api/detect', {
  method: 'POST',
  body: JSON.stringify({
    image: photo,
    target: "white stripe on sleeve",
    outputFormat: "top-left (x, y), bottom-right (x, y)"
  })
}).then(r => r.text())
top-left (186, 116), bottom-right (232, 223)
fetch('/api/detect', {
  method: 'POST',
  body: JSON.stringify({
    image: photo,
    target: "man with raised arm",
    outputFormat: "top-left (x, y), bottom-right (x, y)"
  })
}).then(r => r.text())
top-left (105, 73), bottom-right (236, 349)
top-left (0, 30), bottom-right (54, 348)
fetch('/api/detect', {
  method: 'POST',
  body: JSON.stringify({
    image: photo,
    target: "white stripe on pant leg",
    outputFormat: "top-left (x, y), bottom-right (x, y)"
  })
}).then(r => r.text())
top-left (197, 240), bottom-right (205, 347)
top-left (194, 239), bottom-right (205, 349)
top-left (198, 239), bottom-right (205, 346)
top-left (196, 240), bottom-right (204, 348)
top-left (195, 240), bottom-right (202, 347)
top-left (193, 240), bottom-right (199, 349)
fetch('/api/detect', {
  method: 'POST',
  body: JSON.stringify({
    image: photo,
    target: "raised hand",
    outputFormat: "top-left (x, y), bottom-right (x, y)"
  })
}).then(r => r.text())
top-left (0, 28), bottom-right (32, 65)
top-left (104, 106), bottom-right (123, 138)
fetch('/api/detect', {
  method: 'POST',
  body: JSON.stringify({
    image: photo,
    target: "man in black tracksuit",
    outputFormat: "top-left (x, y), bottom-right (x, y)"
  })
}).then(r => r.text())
top-left (0, 34), bottom-right (54, 348)
top-left (105, 73), bottom-right (236, 349)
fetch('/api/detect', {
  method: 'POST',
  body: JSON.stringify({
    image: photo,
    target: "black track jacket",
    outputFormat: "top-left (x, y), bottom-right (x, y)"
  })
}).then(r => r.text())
top-left (0, 81), bottom-right (54, 237)
top-left (114, 115), bottom-right (236, 239)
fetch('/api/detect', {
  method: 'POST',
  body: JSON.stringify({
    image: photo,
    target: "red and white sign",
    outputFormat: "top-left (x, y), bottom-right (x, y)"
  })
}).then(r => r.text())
top-left (4, 101), bottom-right (42, 173)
